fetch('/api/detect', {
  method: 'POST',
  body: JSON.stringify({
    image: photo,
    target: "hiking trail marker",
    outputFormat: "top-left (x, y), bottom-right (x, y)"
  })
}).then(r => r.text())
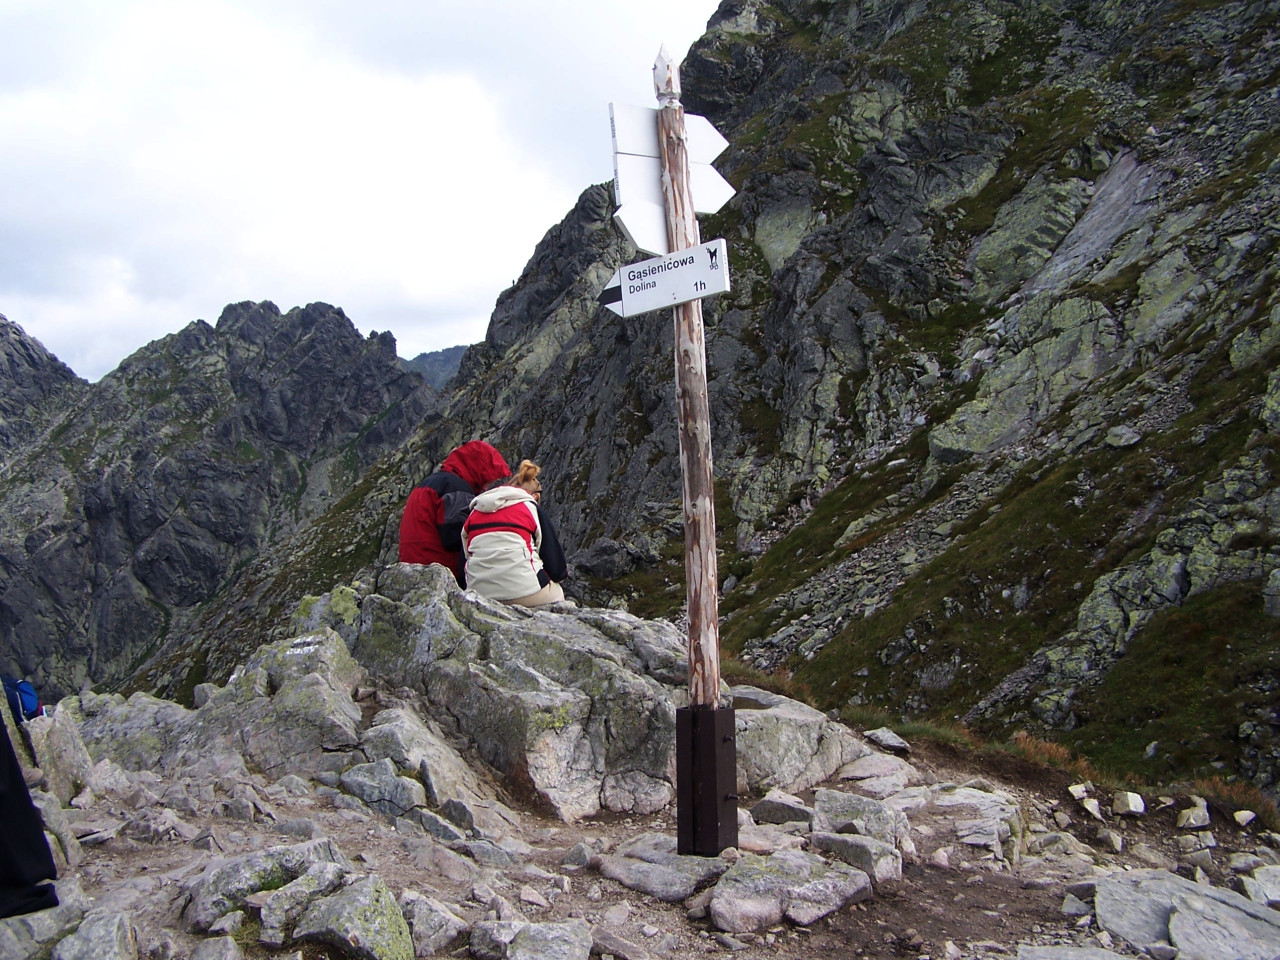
top-left (607, 46), bottom-right (738, 857)
top-left (597, 238), bottom-right (729, 317)
top-left (610, 101), bottom-right (734, 256)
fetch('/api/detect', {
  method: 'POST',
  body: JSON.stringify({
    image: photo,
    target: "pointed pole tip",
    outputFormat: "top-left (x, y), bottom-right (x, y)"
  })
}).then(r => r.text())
top-left (653, 44), bottom-right (681, 104)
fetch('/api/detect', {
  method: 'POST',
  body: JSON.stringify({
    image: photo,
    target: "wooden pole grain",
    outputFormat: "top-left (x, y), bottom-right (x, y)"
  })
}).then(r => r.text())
top-left (654, 48), bottom-right (721, 709)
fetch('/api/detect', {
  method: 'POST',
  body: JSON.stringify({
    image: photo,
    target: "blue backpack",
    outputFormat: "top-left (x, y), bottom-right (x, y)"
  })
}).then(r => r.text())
top-left (2, 675), bottom-right (42, 721)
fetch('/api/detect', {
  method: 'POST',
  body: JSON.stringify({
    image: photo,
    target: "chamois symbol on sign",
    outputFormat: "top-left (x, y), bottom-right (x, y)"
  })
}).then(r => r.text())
top-left (707, 246), bottom-right (719, 271)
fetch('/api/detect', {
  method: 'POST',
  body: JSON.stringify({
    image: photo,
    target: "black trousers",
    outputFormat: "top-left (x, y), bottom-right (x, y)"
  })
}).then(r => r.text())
top-left (0, 720), bottom-right (58, 918)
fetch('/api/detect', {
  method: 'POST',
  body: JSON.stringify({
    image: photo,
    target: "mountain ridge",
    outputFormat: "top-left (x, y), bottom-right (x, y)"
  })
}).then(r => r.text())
top-left (2, 0), bottom-right (1279, 791)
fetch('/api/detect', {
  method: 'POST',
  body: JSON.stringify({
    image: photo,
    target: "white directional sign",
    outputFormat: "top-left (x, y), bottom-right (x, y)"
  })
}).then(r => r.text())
top-left (598, 238), bottom-right (730, 317)
top-left (610, 102), bottom-right (736, 256)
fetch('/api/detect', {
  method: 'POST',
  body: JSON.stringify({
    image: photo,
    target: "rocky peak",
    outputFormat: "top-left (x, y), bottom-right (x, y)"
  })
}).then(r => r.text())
top-left (0, 301), bottom-right (435, 700)
top-left (0, 314), bottom-right (86, 460)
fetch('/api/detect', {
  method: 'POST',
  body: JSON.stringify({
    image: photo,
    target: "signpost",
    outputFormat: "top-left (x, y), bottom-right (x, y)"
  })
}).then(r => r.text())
top-left (607, 47), bottom-right (738, 857)
top-left (597, 238), bottom-right (730, 317)
top-left (610, 100), bottom-right (735, 256)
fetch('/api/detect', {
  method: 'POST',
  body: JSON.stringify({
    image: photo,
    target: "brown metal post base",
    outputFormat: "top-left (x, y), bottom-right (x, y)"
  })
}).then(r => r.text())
top-left (676, 705), bottom-right (738, 856)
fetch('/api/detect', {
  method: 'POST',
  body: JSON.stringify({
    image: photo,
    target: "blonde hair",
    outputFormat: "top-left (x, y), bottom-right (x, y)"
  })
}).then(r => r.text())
top-left (512, 459), bottom-right (541, 490)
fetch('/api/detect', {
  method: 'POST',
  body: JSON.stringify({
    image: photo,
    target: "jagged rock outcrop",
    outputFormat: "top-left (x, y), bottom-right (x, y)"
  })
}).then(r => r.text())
top-left (10, 590), bottom-right (1280, 958)
top-left (295, 563), bottom-right (867, 821)
top-left (0, 315), bottom-right (86, 459)
top-left (0, 301), bottom-right (434, 699)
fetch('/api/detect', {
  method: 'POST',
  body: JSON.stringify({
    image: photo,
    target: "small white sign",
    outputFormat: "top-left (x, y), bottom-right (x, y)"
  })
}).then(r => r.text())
top-left (612, 201), bottom-right (669, 260)
top-left (598, 238), bottom-right (730, 317)
top-left (614, 154), bottom-right (735, 216)
top-left (610, 102), bottom-right (737, 256)
top-left (610, 102), bottom-right (729, 164)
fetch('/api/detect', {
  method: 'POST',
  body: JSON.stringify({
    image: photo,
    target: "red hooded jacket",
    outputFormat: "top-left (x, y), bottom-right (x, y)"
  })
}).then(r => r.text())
top-left (398, 441), bottom-right (510, 582)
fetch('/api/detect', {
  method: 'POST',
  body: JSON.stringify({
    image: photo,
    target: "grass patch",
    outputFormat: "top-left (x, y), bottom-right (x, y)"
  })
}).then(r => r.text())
top-left (792, 334), bottom-right (1269, 730)
top-left (1192, 776), bottom-right (1280, 832)
top-left (720, 452), bottom-right (922, 654)
top-left (722, 659), bottom-right (809, 701)
top-left (1064, 580), bottom-right (1280, 786)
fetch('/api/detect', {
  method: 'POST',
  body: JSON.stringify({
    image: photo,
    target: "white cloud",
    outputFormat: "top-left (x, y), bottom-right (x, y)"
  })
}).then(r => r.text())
top-left (0, 0), bottom-right (723, 379)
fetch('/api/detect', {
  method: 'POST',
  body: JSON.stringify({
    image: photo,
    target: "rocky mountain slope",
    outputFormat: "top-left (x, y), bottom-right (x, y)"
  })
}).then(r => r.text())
top-left (429, 0), bottom-right (1280, 788)
top-left (9, 565), bottom-right (1280, 960)
top-left (404, 345), bottom-right (468, 391)
top-left (2, 0), bottom-right (1279, 792)
top-left (0, 314), bottom-right (85, 456)
top-left (0, 302), bottom-right (434, 699)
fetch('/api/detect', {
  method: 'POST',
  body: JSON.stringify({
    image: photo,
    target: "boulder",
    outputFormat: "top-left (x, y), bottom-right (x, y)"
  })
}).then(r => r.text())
top-left (399, 891), bottom-right (469, 956)
top-left (596, 833), bottom-right (730, 902)
top-left (732, 686), bottom-right (871, 795)
top-left (292, 875), bottom-right (413, 960)
top-left (326, 565), bottom-right (685, 821)
top-left (24, 706), bottom-right (94, 807)
top-left (750, 788), bottom-right (814, 825)
top-left (254, 862), bottom-right (346, 947)
top-left (360, 707), bottom-right (489, 808)
top-left (340, 758), bottom-right (427, 818)
top-left (76, 631), bottom-right (363, 782)
top-left (0, 879), bottom-right (92, 960)
top-left (708, 849), bottom-right (872, 933)
top-left (809, 832), bottom-right (903, 886)
top-left (469, 919), bottom-right (593, 960)
top-left (812, 788), bottom-right (909, 847)
top-left (182, 838), bottom-right (353, 932)
top-left (49, 909), bottom-right (137, 960)
top-left (1095, 868), bottom-right (1280, 960)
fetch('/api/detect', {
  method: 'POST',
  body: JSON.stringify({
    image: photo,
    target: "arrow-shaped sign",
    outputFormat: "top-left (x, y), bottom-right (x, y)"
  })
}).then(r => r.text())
top-left (611, 102), bottom-right (728, 163)
top-left (598, 238), bottom-right (730, 317)
top-left (610, 102), bottom-right (736, 255)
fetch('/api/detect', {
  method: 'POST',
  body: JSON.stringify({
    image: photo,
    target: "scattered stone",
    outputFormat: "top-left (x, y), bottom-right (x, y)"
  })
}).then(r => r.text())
top-left (864, 727), bottom-right (911, 755)
top-left (750, 789), bottom-right (814, 825)
top-left (562, 842), bottom-right (593, 868)
top-left (399, 891), bottom-right (468, 957)
top-left (207, 912), bottom-right (244, 936)
top-left (189, 937), bottom-right (245, 960)
top-left (1176, 798), bottom-right (1211, 830)
top-left (1096, 828), bottom-right (1124, 854)
top-left (591, 926), bottom-right (650, 960)
top-left (602, 901), bottom-right (633, 927)
top-left (1112, 792), bottom-right (1144, 817)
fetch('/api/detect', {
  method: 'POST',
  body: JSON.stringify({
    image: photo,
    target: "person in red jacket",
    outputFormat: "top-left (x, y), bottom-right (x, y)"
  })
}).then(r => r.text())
top-left (398, 440), bottom-right (510, 585)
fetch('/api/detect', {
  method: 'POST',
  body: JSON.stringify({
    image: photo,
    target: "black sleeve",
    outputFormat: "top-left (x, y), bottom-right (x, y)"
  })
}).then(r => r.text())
top-left (438, 490), bottom-right (474, 552)
top-left (536, 504), bottom-right (568, 583)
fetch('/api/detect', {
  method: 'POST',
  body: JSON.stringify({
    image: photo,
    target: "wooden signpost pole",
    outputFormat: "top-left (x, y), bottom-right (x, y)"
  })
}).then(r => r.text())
top-left (655, 47), bottom-right (738, 857)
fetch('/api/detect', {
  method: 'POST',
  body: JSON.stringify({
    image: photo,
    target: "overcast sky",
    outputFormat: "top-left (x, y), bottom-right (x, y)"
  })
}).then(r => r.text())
top-left (1, 0), bottom-right (724, 381)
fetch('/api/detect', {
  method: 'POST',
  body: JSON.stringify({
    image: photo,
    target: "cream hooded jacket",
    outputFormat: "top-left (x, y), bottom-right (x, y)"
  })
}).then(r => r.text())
top-left (462, 485), bottom-right (545, 602)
